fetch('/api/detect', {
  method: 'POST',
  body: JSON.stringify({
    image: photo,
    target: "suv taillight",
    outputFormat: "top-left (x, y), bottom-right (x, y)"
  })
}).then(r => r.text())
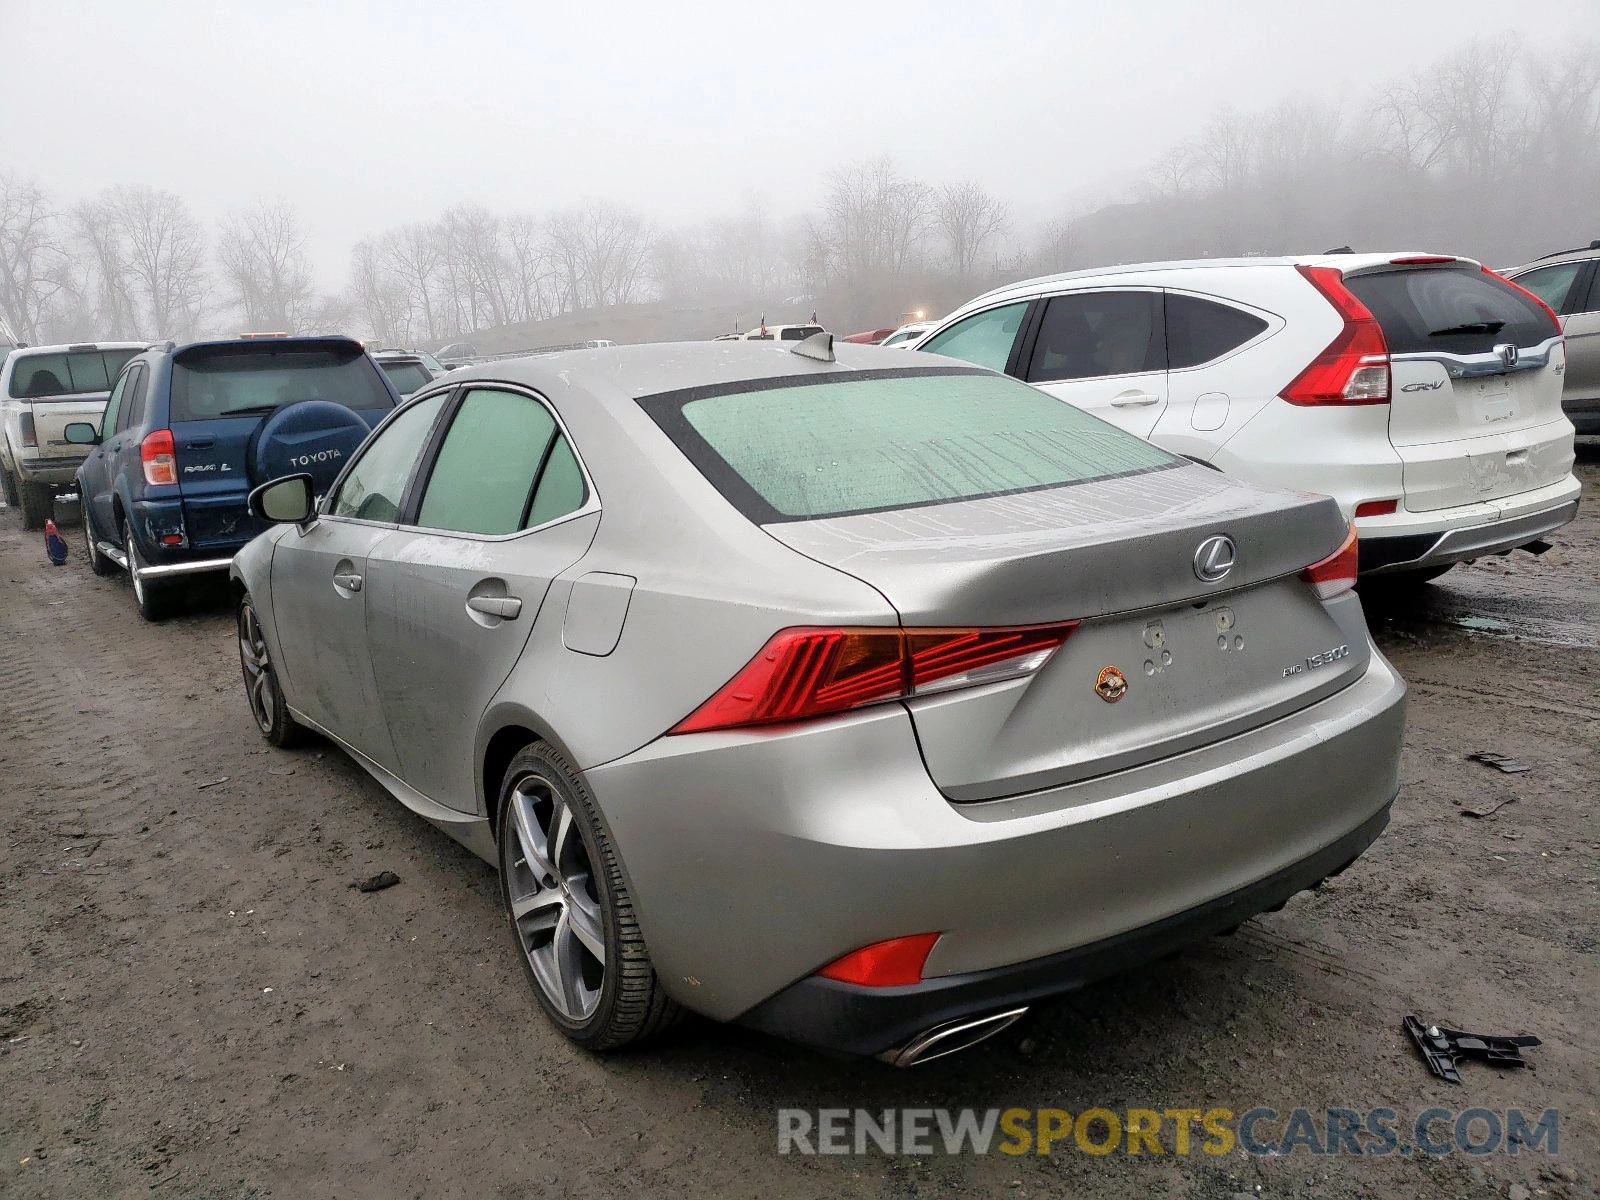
top-left (19, 411), bottom-right (36, 448)
top-left (668, 622), bottom-right (1079, 735)
top-left (141, 429), bottom-right (177, 486)
top-left (1283, 265), bottom-right (1390, 406)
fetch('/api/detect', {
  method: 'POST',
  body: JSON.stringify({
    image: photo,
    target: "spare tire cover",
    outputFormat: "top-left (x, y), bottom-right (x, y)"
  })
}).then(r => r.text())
top-left (248, 401), bottom-right (372, 497)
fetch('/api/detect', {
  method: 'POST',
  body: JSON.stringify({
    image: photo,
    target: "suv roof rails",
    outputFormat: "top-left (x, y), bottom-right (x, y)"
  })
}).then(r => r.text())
top-left (1323, 245), bottom-right (1355, 254)
top-left (1536, 239), bottom-right (1600, 260)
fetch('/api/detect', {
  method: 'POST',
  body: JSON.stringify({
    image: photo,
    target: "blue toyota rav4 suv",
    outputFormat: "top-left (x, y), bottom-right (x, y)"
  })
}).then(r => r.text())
top-left (68, 335), bottom-right (400, 620)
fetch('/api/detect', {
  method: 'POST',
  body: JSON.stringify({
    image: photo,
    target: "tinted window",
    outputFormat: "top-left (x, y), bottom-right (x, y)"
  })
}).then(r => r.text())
top-left (1343, 268), bottom-right (1558, 355)
top-left (416, 389), bottom-right (568, 536)
top-left (171, 345), bottom-right (394, 422)
top-left (8, 350), bottom-right (135, 398)
top-left (778, 326), bottom-right (824, 341)
top-left (920, 302), bottom-right (1029, 372)
top-left (329, 393), bottom-right (447, 523)
top-left (1165, 294), bottom-right (1269, 369)
top-left (524, 434), bottom-right (587, 528)
top-left (99, 369), bottom-right (129, 438)
top-left (118, 367), bottom-right (149, 433)
top-left (1025, 292), bottom-right (1163, 383)
top-left (642, 368), bottom-right (1177, 523)
top-left (1511, 262), bottom-right (1585, 313)
top-left (1583, 265), bottom-right (1600, 314)
top-left (379, 360), bottom-right (433, 395)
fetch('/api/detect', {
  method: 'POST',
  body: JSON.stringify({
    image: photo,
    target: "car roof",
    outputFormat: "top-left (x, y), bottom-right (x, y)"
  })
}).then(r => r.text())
top-left (1506, 243), bottom-right (1600, 273)
top-left (9, 340), bottom-right (148, 356)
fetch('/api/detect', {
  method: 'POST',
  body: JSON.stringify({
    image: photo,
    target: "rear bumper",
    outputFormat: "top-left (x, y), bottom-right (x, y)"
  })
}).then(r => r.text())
top-left (128, 496), bottom-right (245, 576)
top-left (588, 638), bottom-right (1406, 1045)
top-left (15, 456), bottom-right (86, 486)
top-left (1360, 491), bottom-right (1581, 574)
top-left (738, 802), bottom-right (1391, 1057)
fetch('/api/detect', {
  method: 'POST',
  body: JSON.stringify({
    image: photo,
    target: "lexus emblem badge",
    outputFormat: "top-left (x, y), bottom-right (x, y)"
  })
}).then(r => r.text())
top-left (1194, 534), bottom-right (1236, 583)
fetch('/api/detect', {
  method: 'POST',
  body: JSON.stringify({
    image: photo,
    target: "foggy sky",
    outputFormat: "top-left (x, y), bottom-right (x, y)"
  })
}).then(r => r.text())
top-left (6, 0), bottom-right (1598, 285)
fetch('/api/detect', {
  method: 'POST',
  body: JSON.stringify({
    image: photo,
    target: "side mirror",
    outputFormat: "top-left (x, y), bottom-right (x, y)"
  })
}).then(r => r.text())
top-left (248, 473), bottom-right (315, 525)
top-left (63, 422), bottom-right (100, 446)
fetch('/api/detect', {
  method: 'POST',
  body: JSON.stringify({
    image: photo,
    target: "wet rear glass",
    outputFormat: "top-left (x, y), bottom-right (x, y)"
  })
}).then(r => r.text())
top-left (379, 360), bottom-right (433, 395)
top-left (1344, 267), bottom-right (1555, 355)
top-left (8, 349), bottom-right (137, 398)
top-left (171, 346), bottom-right (394, 422)
top-left (642, 369), bottom-right (1177, 522)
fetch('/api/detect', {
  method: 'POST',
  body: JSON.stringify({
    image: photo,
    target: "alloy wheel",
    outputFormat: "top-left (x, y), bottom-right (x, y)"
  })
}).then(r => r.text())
top-left (238, 602), bottom-right (277, 735)
top-left (123, 519), bottom-right (145, 605)
top-left (504, 773), bottom-right (606, 1022)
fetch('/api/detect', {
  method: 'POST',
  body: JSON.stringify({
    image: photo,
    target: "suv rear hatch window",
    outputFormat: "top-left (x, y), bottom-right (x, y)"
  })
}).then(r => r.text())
top-left (640, 367), bottom-right (1177, 523)
top-left (378, 359), bottom-right (432, 395)
top-left (1344, 265), bottom-right (1569, 512)
top-left (171, 343), bottom-right (394, 422)
top-left (10, 349), bottom-right (138, 398)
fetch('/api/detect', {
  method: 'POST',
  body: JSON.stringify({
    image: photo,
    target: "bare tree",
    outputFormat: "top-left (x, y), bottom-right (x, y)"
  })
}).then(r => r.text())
top-left (0, 173), bottom-right (69, 342)
top-left (816, 156), bottom-right (933, 314)
top-left (382, 223), bottom-right (446, 340)
top-left (1142, 145), bottom-right (1196, 200)
top-left (1191, 109), bottom-right (1256, 193)
top-left (107, 185), bottom-right (207, 338)
top-left (934, 181), bottom-right (1008, 279)
top-left (545, 202), bottom-right (653, 309)
top-left (504, 213), bottom-right (555, 321)
top-left (69, 196), bottom-right (137, 338)
top-left (1031, 217), bottom-right (1080, 274)
top-left (350, 237), bottom-right (410, 344)
top-left (218, 199), bottom-right (316, 331)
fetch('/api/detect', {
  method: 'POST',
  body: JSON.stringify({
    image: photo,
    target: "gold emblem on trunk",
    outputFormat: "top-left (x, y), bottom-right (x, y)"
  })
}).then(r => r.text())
top-left (1095, 665), bottom-right (1128, 703)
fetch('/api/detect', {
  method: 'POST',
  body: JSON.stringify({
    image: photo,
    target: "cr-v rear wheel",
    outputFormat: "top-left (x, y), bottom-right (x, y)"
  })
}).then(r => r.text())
top-left (496, 742), bottom-right (681, 1051)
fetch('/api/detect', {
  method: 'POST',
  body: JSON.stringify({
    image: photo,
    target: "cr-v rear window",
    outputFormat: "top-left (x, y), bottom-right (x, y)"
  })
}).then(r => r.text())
top-left (1343, 267), bottom-right (1557, 355)
top-left (171, 345), bottom-right (395, 422)
top-left (639, 367), bottom-right (1178, 522)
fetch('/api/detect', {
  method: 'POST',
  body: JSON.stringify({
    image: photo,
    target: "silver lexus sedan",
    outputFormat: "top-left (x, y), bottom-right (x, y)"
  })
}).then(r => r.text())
top-left (231, 339), bottom-right (1406, 1065)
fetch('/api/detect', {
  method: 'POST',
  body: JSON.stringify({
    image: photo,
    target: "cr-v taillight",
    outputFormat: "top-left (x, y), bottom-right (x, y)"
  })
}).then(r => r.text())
top-left (1283, 265), bottom-right (1390, 406)
top-left (668, 622), bottom-right (1078, 734)
top-left (141, 429), bottom-right (177, 486)
top-left (1301, 525), bottom-right (1359, 600)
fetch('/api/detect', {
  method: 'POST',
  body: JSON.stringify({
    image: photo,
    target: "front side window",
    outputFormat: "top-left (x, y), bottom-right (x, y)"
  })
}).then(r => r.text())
top-left (1165, 293), bottom-right (1270, 369)
top-left (1025, 291), bottom-right (1163, 384)
top-left (640, 367), bottom-right (1177, 523)
top-left (919, 302), bottom-right (1028, 372)
top-left (415, 388), bottom-right (586, 536)
top-left (1509, 263), bottom-right (1584, 313)
top-left (328, 393), bottom-right (447, 523)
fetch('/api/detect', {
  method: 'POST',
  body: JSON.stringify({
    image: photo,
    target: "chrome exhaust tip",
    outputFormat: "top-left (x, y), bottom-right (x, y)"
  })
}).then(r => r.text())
top-left (876, 1006), bottom-right (1029, 1068)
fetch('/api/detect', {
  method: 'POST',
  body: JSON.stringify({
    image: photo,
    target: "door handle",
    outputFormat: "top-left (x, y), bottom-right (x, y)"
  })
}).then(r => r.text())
top-left (333, 571), bottom-right (363, 592)
top-left (466, 594), bottom-right (522, 620)
top-left (1110, 390), bottom-right (1161, 408)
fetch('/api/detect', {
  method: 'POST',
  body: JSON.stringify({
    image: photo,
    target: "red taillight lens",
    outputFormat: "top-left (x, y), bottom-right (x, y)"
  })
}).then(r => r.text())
top-left (1301, 525), bottom-right (1359, 600)
top-left (668, 622), bottom-right (1078, 735)
top-left (1354, 499), bottom-right (1397, 518)
top-left (1482, 265), bottom-right (1562, 335)
top-left (817, 933), bottom-right (940, 987)
top-left (141, 429), bottom-right (177, 486)
top-left (1283, 265), bottom-right (1390, 406)
top-left (19, 412), bottom-right (37, 448)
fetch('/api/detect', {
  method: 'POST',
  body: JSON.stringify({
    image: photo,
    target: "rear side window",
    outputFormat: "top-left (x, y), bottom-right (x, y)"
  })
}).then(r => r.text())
top-left (171, 345), bottom-right (394, 422)
top-left (640, 368), bottom-right (1178, 523)
top-left (119, 367), bottom-right (150, 433)
top-left (1025, 292), bottom-right (1164, 383)
top-left (1510, 262), bottom-right (1585, 314)
top-left (919, 302), bottom-right (1028, 372)
top-left (8, 350), bottom-right (136, 398)
top-left (1165, 294), bottom-right (1269, 369)
top-left (1343, 268), bottom-right (1558, 355)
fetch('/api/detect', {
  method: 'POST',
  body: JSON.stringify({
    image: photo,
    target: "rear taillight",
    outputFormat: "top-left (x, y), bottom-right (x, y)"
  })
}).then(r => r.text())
top-left (141, 429), bottom-right (177, 486)
top-left (1283, 265), bottom-right (1390, 406)
top-left (1301, 525), bottom-right (1359, 600)
top-left (19, 412), bottom-right (36, 448)
top-left (817, 933), bottom-right (940, 987)
top-left (1482, 266), bottom-right (1562, 335)
top-left (668, 622), bottom-right (1079, 735)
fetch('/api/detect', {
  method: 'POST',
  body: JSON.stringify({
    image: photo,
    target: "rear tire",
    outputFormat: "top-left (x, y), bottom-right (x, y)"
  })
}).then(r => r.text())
top-left (0, 464), bottom-right (18, 508)
top-left (238, 594), bottom-right (303, 747)
top-left (123, 516), bottom-right (176, 622)
top-left (496, 742), bottom-right (683, 1051)
top-left (83, 505), bottom-right (116, 576)
top-left (18, 480), bottom-right (51, 530)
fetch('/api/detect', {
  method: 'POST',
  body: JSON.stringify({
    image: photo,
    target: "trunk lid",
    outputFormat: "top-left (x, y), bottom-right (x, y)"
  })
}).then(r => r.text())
top-left (1344, 264), bottom-right (1572, 512)
top-left (767, 465), bottom-right (1366, 801)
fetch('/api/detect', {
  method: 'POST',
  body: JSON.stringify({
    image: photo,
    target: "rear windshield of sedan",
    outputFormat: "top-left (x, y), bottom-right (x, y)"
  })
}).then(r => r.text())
top-left (171, 346), bottom-right (395, 422)
top-left (639, 367), bottom-right (1178, 522)
top-left (1344, 267), bottom-right (1556, 355)
top-left (9, 349), bottom-right (138, 398)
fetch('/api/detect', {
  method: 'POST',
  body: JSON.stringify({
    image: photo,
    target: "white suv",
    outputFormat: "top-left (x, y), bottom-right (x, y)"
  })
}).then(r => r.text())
top-left (909, 254), bottom-right (1579, 582)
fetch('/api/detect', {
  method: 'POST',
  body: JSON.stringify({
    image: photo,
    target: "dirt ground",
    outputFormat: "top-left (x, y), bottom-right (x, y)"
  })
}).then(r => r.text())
top-left (2, 451), bottom-right (1596, 1200)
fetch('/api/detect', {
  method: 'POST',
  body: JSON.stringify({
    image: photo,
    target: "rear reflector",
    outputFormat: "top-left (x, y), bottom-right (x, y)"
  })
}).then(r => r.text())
top-left (1482, 266), bottom-right (1562, 335)
top-left (1301, 525), bottom-right (1359, 599)
top-left (19, 411), bottom-right (36, 448)
top-left (141, 429), bottom-right (177, 486)
top-left (1354, 499), bottom-right (1397, 518)
top-left (1283, 266), bottom-right (1391, 406)
top-left (817, 933), bottom-right (940, 987)
top-left (668, 622), bottom-right (1078, 734)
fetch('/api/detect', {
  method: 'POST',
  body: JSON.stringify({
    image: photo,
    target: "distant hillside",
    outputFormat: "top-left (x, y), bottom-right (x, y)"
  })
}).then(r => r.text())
top-left (432, 296), bottom-right (824, 355)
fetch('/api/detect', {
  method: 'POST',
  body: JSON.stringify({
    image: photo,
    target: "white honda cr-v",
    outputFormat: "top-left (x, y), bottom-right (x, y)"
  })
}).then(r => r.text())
top-left (910, 254), bottom-right (1580, 582)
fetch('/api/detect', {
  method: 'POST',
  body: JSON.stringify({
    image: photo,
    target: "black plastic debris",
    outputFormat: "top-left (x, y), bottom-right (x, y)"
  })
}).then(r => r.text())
top-left (1461, 794), bottom-right (1517, 818)
top-left (1404, 1015), bottom-right (1541, 1083)
top-left (351, 871), bottom-right (401, 893)
top-left (1467, 752), bottom-right (1531, 774)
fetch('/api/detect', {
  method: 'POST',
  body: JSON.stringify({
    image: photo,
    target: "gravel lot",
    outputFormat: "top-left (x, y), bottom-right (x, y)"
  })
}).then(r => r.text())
top-left (2, 451), bottom-right (1596, 1199)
